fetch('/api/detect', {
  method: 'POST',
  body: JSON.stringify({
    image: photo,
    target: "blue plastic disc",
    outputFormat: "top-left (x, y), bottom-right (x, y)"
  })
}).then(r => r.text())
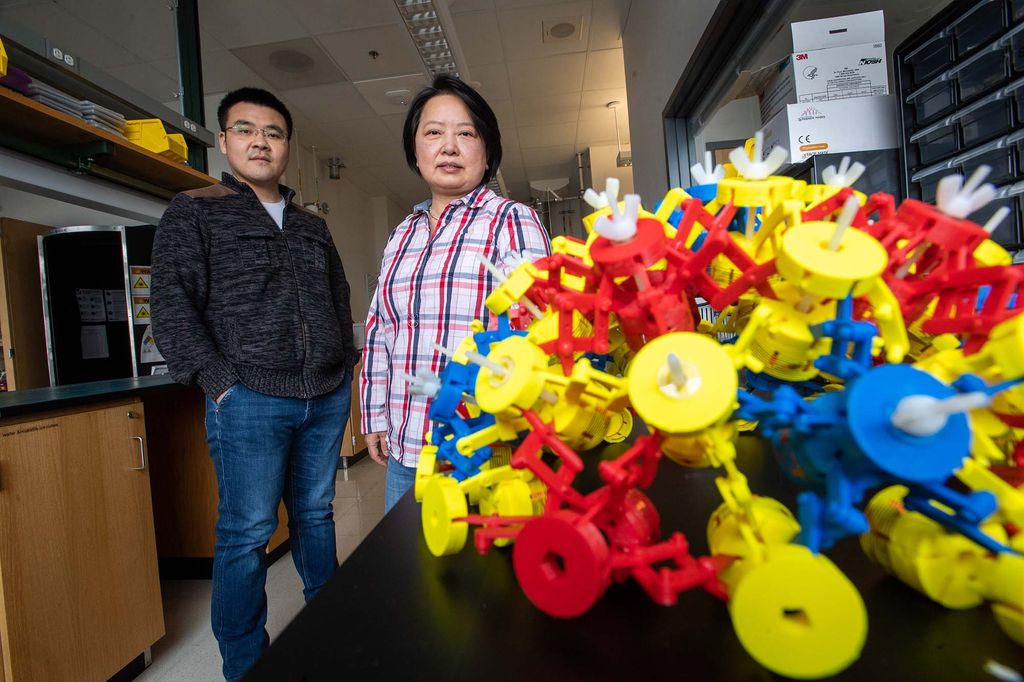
top-left (846, 364), bottom-right (970, 481)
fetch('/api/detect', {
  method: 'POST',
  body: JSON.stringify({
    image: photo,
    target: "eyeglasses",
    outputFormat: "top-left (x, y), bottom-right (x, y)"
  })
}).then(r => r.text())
top-left (225, 124), bottom-right (287, 142)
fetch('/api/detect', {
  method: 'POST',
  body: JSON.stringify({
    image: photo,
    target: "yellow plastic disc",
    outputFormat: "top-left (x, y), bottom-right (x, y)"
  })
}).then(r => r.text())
top-left (627, 332), bottom-right (737, 434)
top-left (716, 175), bottom-right (794, 208)
top-left (414, 445), bottom-right (439, 502)
top-left (603, 409), bottom-right (634, 443)
top-left (728, 544), bottom-right (867, 680)
top-left (421, 477), bottom-right (469, 557)
top-left (777, 222), bottom-right (887, 299)
top-left (474, 336), bottom-right (548, 414)
top-left (491, 479), bottom-right (535, 548)
top-left (707, 497), bottom-right (800, 558)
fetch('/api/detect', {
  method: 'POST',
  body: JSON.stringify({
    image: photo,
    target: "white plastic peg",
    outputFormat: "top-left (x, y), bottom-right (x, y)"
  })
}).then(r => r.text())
top-left (891, 391), bottom-right (991, 437)
top-left (583, 177), bottom-right (619, 211)
top-left (828, 195), bottom-right (861, 251)
top-left (935, 165), bottom-right (996, 219)
top-left (729, 131), bottom-right (788, 181)
top-left (593, 190), bottom-right (641, 242)
top-left (399, 368), bottom-right (441, 398)
top-left (690, 151), bottom-right (725, 185)
top-left (983, 206), bottom-right (1011, 234)
top-left (821, 156), bottom-right (866, 188)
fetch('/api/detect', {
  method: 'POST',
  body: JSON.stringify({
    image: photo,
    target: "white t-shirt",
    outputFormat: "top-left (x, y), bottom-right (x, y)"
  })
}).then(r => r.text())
top-left (262, 197), bottom-right (287, 230)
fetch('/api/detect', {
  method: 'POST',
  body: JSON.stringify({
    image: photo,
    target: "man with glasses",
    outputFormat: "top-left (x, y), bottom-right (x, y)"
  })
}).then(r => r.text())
top-left (151, 87), bottom-right (359, 681)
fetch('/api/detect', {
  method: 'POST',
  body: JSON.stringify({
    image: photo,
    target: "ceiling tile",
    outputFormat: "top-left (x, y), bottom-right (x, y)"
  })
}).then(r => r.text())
top-left (581, 87), bottom-right (626, 107)
top-left (488, 98), bottom-right (517, 131)
top-left (574, 115), bottom-right (618, 147)
top-left (148, 58), bottom-right (181, 81)
top-left (521, 144), bottom-right (574, 168)
top-left (454, 11), bottom-right (504, 67)
top-left (512, 91), bottom-right (581, 128)
top-left (506, 52), bottom-right (586, 99)
top-left (0, 3), bottom-right (138, 68)
top-left (287, 0), bottom-right (400, 35)
top-left (494, 0), bottom-right (582, 8)
top-left (104, 62), bottom-right (181, 106)
top-left (230, 37), bottom-right (347, 91)
top-left (497, 1), bottom-right (591, 63)
top-left (587, 0), bottom-right (629, 50)
top-left (201, 28), bottom-right (226, 53)
top-left (199, 0), bottom-right (309, 49)
top-left (577, 103), bottom-right (629, 143)
top-left (201, 50), bottom-right (273, 95)
top-left (469, 62), bottom-right (512, 103)
top-left (352, 74), bottom-right (430, 117)
top-left (450, 0), bottom-right (495, 13)
top-left (317, 25), bottom-right (425, 81)
top-left (58, 1), bottom-right (179, 63)
top-left (283, 82), bottom-right (377, 124)
top-left (517, 122), bottom-right (578, 149)
top-left (381, 113), bottom-right (408, 140)
top-left (582, 48), bottom-right (625, 91)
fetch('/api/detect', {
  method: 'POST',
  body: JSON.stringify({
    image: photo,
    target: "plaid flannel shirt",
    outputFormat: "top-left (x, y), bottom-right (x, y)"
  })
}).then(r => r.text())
top-left (359, 186), bottom-right (551, 466)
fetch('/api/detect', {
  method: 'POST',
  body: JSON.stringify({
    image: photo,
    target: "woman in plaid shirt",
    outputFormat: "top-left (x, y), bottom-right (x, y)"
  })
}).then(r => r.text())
top-left (360, 76), bottom-right (551, 512)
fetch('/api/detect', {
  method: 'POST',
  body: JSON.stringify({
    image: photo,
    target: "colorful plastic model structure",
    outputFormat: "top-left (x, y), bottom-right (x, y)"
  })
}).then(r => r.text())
top-left (410, 138), bottom-right (1024, 679)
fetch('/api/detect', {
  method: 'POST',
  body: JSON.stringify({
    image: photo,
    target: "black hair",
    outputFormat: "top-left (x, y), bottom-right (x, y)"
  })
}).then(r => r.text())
top-left (217, 87), bottom-right (293, 140)
top-left (403, 75), bottom-right (502, 184)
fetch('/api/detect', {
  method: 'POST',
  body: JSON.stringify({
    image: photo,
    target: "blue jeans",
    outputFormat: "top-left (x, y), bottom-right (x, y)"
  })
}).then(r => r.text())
top-left (205, 376), bottom-right (350, 680)
top-left (384, 457), bottom-right (417, 514)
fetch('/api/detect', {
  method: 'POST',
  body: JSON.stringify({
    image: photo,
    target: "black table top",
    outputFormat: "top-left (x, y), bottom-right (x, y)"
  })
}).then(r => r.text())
top-left (0, 375), bottom-right (180, 419)
top-left (248, 439), bottom-right (1023, 681)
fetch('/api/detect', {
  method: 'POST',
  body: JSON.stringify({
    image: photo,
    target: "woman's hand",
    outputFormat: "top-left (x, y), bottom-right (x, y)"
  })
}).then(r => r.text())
top-left (364, 431), bottom-right (390, 466)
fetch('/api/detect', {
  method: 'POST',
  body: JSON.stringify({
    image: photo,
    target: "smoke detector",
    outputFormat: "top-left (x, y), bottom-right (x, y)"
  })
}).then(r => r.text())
top-left (385, 89), bottom-right (412, 107)
top-left (542, 17), bottom-right (583, 43)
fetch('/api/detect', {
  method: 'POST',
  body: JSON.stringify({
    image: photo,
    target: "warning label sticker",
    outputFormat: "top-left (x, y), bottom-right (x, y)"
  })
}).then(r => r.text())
top-left (130, 266), bottom-right (151, 295)
top-left (133, 295), bottom-right (150, 321)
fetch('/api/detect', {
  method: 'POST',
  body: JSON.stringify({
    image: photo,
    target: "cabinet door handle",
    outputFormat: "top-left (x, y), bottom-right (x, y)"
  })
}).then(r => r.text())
top-left (130, 436), bottom-right (146, 471)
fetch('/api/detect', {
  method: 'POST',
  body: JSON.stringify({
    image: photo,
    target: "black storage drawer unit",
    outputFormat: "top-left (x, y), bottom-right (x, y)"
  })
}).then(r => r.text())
top-left (897, 0), bottom-right (1024, 249)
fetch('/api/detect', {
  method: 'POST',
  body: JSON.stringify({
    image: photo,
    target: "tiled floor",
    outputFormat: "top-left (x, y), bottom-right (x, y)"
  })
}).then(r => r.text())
top-left (136, 456), bottom-right (387, 682)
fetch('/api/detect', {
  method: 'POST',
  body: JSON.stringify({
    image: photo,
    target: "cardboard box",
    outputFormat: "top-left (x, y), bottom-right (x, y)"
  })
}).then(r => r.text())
top-left (757, 10), bottom-right (888, 123)
top-left (759, 95), bottom-right (897, 164)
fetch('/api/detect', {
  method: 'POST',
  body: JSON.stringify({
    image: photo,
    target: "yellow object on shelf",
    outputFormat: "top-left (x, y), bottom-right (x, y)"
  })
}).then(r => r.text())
top-left (163, 133), bottom-right (188, 163)
top-left (0, 35), bottom-right (7, 77)
top-left (125, 119), bottom-right (188, 164)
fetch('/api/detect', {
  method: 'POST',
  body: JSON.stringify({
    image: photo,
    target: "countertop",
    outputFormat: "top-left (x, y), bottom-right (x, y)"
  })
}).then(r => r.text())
top-left (0, 375), bottom-right (183, 419)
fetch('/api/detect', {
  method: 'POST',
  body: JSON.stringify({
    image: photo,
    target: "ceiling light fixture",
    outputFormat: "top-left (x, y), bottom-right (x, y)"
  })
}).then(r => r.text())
top-left (327, 157), bottom-right (345, 180)
top-left (607, 101), bottom-right (632, 168)
top-left (393, 0), bottom-right (471, 79)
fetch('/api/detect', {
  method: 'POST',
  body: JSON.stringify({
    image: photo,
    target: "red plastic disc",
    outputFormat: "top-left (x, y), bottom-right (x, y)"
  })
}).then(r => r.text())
top-left (513, 511), bottom-right (610, 618)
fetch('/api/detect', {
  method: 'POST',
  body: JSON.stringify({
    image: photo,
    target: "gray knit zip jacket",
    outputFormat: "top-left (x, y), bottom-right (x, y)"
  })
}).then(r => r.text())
top-left (151, 173), bottom-right (358, 400)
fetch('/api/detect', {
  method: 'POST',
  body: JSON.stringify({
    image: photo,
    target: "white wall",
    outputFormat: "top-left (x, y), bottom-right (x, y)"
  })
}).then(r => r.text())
top-left (622, 0), bottom-right (720, 200)
top-left (587, 144), bottom-right (635, 196)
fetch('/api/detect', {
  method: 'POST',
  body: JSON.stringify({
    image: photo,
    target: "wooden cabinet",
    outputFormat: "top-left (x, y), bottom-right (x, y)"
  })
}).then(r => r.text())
top-left (145, 387), bottom-right (289, 560)
top-left (0, 218), bottom-right (51, 391)
top-left (0, 400), bottom-right (164, 681)
top-left (340, 361), bottom-right (366, 459)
